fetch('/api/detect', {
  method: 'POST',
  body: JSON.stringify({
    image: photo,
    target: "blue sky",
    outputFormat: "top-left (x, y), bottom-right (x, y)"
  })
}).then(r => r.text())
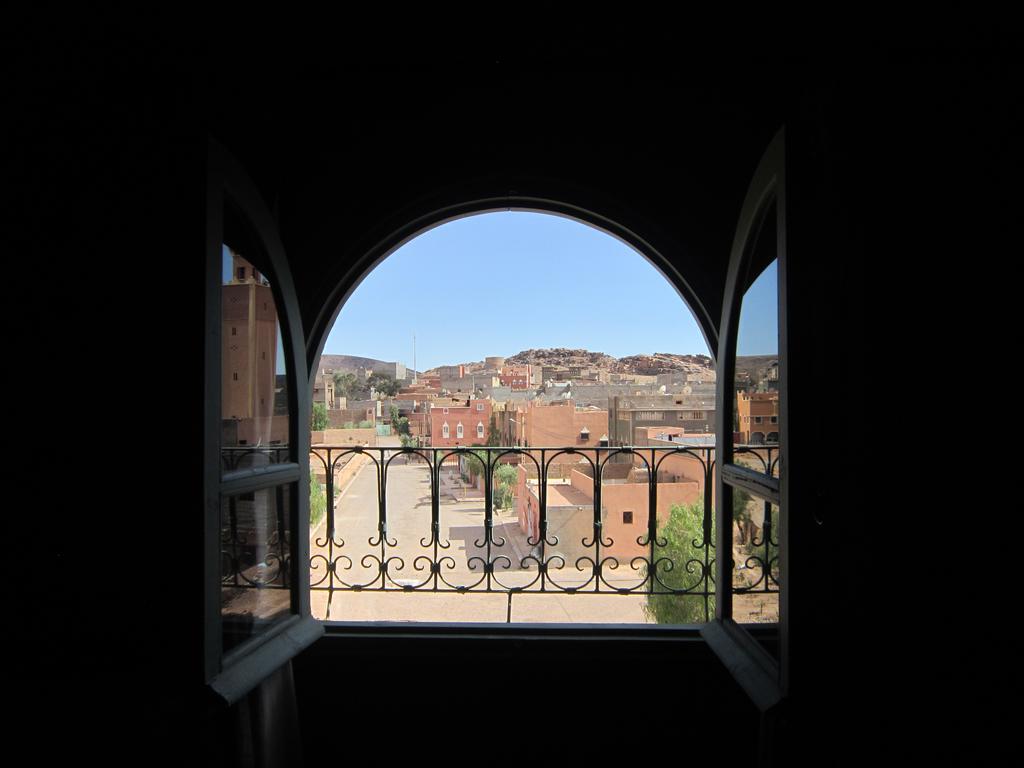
top-left (321, 212), bottom-right (776, 370)
top-left (736, 260), bottom-right (779, 357)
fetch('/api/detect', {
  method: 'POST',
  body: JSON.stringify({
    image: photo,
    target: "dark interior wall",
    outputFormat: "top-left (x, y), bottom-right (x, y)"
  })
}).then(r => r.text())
top-left (19, 22), bottom-right (1014, 763)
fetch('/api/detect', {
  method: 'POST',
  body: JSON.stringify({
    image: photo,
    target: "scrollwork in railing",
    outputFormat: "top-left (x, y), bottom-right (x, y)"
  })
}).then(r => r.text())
top-left (308, 444), bottom-right (778, 621)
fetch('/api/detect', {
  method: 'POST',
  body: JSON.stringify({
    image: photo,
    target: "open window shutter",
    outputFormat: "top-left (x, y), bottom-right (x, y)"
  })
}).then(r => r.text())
top-left (703, 128), bottom-right (788, 726)
top-left (205, 139), bottom-right (322, 703)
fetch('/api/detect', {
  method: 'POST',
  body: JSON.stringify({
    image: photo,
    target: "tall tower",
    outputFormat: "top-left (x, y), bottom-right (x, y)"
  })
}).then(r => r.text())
top-left (222, 249), bottom-right (278, 441)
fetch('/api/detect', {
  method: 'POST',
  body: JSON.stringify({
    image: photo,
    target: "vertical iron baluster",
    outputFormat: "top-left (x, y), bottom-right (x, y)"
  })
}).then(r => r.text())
top-left (431, 448), bottom-right (439, 590)
top-left (378, 447), bottom-right (386, 589)
top-left (648, 448), bottom-right (657, 595)
top-left (704, 446), bottom-right (714, 622)
top-left (275, 484), bottom-right (287, 588)
top-left (593, 450), bottom-right (602, 591)
top-left (325, 449), bottom-right (335, 616)
top-left (539, 448), bottom-right (547, 591)
top-left (484, 448), bottom-right (493, 591)
top-left (229, 495), bottom-right (240, 586)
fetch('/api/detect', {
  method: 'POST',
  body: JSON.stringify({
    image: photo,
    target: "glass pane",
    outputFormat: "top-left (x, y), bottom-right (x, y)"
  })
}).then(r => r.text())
top-left (221, 485), bottom-right (295, 652)
top-left (732, 493), bottom-right (780, 631)
top-left (734, 204), bottom-right (779, 460)
top-left (221, 242), bottom-right (290, 475)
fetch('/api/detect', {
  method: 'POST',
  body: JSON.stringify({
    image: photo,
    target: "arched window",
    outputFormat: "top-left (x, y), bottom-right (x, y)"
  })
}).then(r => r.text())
top-left (309, 210), bottom-right (719, 628)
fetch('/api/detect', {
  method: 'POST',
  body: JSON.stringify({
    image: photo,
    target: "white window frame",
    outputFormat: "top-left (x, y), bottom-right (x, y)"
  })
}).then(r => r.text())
top-left (456, 423), bottom-right (463, 439)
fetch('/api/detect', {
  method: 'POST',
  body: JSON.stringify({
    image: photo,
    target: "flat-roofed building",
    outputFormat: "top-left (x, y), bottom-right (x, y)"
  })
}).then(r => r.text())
top-left (609, 393), bottom-right (717, 445)
top-left (736, 391), bottom-right (779, 444)
top-left (429, 398), bottom-right (493, 447)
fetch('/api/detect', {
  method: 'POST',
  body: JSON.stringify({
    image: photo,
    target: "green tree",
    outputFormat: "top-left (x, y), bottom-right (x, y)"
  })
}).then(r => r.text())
top-left (311, 401), bottom-right (330, 431)
top-left (333, 371), bottom-right (367, 400)
top-left (643, 501), bottom-right (714, 624)
top-left (309, 473), bottom-right (326, 529)
top-left (368, 372), bottom-right (400, 397)
top-left (493, 463), bottom-right (518, 510)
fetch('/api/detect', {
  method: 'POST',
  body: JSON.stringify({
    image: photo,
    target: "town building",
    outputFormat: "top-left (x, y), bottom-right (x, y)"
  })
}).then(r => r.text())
top-left (608, 394), bottom-right (717, 445)
top-left (428, 398), bottom-right (493, 447)
top-left (514, 461), bottom-right (700, 564)
top-left (507, 399), bottom-right (608, 452)
top-left (499, 363), bottom-right (533, 390)
top-left (371, 361), bottom-right (407, 381)
top-left (311, 371), bottom-right (335, 411)
top-left (542, 364), bottom-right (570, 381)
top-left (736, 391), bottom-right (780, 444)
top-left (433, 365), bottom-right (465, 379)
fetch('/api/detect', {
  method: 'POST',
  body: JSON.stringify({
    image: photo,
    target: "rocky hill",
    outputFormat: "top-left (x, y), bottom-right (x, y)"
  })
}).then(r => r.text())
top-left (482, 348), bottom-right (715, 375)
top-left (614, 352), bottom-right (713, 375)
top-left (505, 348), bottom-right (616, 368)
top-left (735, 355), bottom-right (779, 382)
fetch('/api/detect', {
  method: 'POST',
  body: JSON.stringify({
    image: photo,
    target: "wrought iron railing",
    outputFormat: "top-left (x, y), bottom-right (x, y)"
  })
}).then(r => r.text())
top-left (299, 444), bottom-right (780, 623)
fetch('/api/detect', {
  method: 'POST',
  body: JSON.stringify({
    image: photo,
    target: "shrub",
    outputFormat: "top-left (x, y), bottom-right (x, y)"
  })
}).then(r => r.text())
top-left (643, 501), bottom-right (714, 624)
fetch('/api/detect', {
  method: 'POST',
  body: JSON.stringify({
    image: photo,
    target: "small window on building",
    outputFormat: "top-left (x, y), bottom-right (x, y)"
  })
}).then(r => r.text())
top-left (231, 327), bottom-right (237, 336)
top-left (755, 416), bottom-right (763, 424)
top-left (442, 423), bottom-right (449, 438)
top-left (233, 372), bottom-right (238, 381)
top-left (456, 423), bottom-right (464, 439)
top-left (237, 267), bottom-right (245, 280)
top-left (477, 423), bottom-right (484, 438)
top-left (770, 416), bottom-right (778, 424)
top-left (623, 510), bottom-right (633, 525)
top-left (477, 403), bottom-right (484, 411)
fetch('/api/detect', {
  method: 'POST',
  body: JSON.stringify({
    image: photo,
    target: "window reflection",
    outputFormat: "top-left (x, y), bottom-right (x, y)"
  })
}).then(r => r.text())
top-left (734, 257), bottom-right (779, 453)
top-left (221, 486), bottom-right (294, 651)
top-left (221, 245), bottom-right (290, 473)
